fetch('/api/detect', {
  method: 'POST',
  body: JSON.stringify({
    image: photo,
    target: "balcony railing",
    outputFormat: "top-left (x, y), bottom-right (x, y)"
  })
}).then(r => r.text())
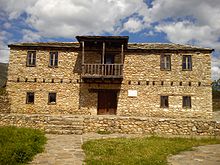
top-left (82, 64), bottom-right (123, 78)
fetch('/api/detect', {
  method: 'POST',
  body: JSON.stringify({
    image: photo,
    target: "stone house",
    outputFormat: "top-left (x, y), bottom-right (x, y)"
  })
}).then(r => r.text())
top-left (7, 36), bottom-right (213, 119)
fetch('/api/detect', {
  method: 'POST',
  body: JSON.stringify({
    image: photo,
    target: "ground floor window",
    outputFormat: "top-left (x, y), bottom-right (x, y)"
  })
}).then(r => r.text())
top-left (48, 92), bottom-right (56, 104)
top-left (160, 96), bottom-right (169, 108)
top-left (26, 92), bottom-right (34, 104)
top-left (183, 96), bottom-right (191, 108)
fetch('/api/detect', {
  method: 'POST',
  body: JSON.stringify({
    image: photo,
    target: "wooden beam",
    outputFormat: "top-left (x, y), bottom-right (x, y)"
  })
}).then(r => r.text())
top-left (82, 41), bottom-right (85, 64)
top-left (102, 42), bottom-right (105, 64)
top-left (121, 44), bottom-right (124, 64)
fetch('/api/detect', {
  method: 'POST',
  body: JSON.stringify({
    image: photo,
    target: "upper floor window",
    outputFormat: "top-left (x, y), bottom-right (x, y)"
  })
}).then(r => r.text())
top-left (182, 55), bottom-right (192, 70)
top-left (49, 52), bottom-right (58, 67)
top-left (27, 51), bottom-right (36, 67)
top-left (26, 92), bottom-right (34, 104)
top-left (183, 96), bottom-right (191, 108)
top-left (160, 54), bottom-right (171, 70)
top-left (160, 96), bottom-right (169, 108)
top-left (48, 92), bottom-right (56, 104)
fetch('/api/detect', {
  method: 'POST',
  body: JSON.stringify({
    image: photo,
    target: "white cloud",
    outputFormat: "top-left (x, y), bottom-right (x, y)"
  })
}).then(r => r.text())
top-left (144, 30), bottom-right (154, 37)
top-left (155, 21), bottom-right (215, 46)
top-left (3, 22), bottom-right (11, 29)
top-left (0, 31), bottom-right (10, 63)
top-left (23, 0), bottom-right (147, 38)
top-left (0, 0), bottom-right (36, 19)
top-left (22, 29), bottom-right (41, 42)
top-left (212, 56), bottom-right (220, 80)
top-left (151, 0), bottom-right (220, 50)
top-left (123, 17), bottom-right (144, 33)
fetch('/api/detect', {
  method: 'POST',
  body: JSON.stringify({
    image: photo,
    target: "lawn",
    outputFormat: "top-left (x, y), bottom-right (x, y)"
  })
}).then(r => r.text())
top-left (0, 126), bottom-right (46, 165)
top-left (83, 136), bottom-right (220, 165)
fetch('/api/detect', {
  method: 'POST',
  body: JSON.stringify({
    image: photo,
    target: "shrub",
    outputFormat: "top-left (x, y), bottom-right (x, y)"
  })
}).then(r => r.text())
top-left (0, 126), bottom-right (46, 165)
top-left (0, 87), bottom-right (6, 96)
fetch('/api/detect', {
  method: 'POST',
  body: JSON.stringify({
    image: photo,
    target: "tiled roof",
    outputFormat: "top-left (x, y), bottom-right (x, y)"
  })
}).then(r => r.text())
top-left (128, 43), bottom-right (213, 51)
top-left (8, 42), bottom-right (80, 48)
top-left (8, 42), bottom-right (213, 51)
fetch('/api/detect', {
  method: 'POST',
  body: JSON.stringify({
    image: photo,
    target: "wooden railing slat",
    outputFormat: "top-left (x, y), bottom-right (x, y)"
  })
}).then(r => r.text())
top-left (82, 64), bottom-right (123, 77)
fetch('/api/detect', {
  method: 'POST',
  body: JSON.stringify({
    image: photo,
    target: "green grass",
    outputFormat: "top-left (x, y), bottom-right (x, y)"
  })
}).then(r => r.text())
top-left (83, 136), bottom-right (220, 165)
top-left (213, 100), bottom-right (220, 111)
top-left (0, 87), bottom-right (6, 95)
top-left (0, 126), bottom-right (47, 165)
top-left (97, 130), bottom-right (112, 135)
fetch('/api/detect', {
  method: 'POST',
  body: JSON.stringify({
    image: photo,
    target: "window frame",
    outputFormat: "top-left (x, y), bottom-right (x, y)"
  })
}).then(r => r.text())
top-left (26, 51), bottom-right (36, 67)
top-left (182, 55), bottom-right (192, 71)
top-left (26, 92), bottom-right (35, 104)
top-left (48, 92), bottom-right (57, 104)
top-left (160, 96), bottom-right (169, 108)
top-left (49, 51), bottom-right (58, 67)
top-left (160, 54), bottom-right (171, 71)
top-left (182, 96), bottom-right (191, 109)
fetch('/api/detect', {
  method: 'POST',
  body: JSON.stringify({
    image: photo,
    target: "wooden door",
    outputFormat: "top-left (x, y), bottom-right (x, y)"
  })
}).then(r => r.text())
top-left (98, 91), bottom-right (117, 115)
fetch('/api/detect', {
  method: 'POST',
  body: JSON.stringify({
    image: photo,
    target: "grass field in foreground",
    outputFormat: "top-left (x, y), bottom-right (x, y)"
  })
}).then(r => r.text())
top-left (0, 126), bottom-right (46, 165)
top-left (83, 136), bottom-right (220, 165)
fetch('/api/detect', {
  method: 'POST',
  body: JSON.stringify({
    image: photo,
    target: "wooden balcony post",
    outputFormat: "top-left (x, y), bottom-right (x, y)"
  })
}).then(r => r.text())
top-left (82, 41), bottom-right (85, 64)
top-left (102, 42), bottom-right (105, 75)
top-left (121, 44), bottom-right (124, 64)
top-left (102, 42), bottom-right (105, 64)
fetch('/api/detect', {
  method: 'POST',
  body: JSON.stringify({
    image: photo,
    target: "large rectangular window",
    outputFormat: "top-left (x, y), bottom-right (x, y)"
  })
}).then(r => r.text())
top-left (183, 96), bottom-right (191, 108)
top-left (161, 54), bottom-right (171, 70)
top-left (27, 51), bottom-right (36, 67)
top-left (182, 55), bottom-right (192, 70)
top-left (160, 96), bottom-right (169, 108)
top-left (49, 52), bottom-right (58, 67)
top-left (48, 92), bottom-right (56, 104)
top-left (26, 92), bottom-right (35, 104)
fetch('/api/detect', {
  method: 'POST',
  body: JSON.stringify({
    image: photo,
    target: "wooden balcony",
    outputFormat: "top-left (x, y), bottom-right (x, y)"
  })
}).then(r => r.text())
top-left (82, 64), bottom-right (123, 80)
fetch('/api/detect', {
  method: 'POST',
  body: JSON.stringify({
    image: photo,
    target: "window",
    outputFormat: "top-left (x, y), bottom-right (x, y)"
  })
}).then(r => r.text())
top-left (48, 92), bottom-right (56, 104)
top-left (182, 55), bottom-right (192, 70)
top-left (26, 92), bottom-right (34, 104)
top-left (49, 52), bottom-right (58, 67)
top-left (183, 96), bottom-right (191, 108)
top-left (27, 51), bottom-right (36, 66)
top-left (160, 96), bottom-right (169, 108)
top-left (161, 54), bottom-right (171, 70)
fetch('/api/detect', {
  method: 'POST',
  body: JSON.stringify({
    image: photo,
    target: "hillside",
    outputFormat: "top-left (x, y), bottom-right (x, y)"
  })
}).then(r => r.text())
top-left (0, 63), bottom-right (8, 87)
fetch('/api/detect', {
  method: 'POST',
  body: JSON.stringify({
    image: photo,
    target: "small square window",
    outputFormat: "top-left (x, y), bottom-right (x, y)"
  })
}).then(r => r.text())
top-left (182, 55), bottom-right (192, 70)
top-left (161, 54), bottom-right (171, 70)
top-left (183, 96), bottom-right (191, 108)
top-left (48, 92), bottom-right (56, 104)
top-left (49, 52), bottom-right (58, 67)
top-left (26, 92), bottom-right (34, 104)
top-left (160, 96), bottom-right (169, 108)
top-left (27, 51), bottom-right (36, 67)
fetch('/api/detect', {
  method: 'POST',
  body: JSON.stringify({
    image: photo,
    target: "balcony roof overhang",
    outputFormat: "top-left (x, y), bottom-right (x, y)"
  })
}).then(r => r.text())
top-left (76, 36), bottom-right (129, 48)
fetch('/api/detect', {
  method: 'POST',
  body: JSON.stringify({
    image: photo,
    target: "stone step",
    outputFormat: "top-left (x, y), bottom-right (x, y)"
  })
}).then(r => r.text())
top-left (42, 116), bottom-right (84, 135)
top-left (45, 124), bottom-right (83, 130)
top-left (48, 120), bottom-right (83, 125)
top-left (45, 129), bottom-right (83, 135)
top-left (47, 116), bottom-right (83, 120)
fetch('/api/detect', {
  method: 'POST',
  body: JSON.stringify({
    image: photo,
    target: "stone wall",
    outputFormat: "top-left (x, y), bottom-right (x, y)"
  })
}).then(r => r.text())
top-left (7, 46), bottom-right (213, 119)
top-left (0, 95), bottom-right (10, 113)
top-left (0, 114), bottom-right (219, 136)
top-left (117, 52), bottom-right (212, 119)
top-left (83, 116), bottom-right (220, 136)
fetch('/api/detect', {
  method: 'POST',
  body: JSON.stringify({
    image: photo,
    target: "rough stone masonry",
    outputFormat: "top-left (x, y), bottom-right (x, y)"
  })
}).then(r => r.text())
top-left (6, 36), bottom-right (213, 119)
top-left (3, 36), bottom-right (218, 136)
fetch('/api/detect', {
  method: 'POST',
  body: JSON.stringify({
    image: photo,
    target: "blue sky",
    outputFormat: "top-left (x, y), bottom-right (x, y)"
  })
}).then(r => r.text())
top-left (0, 0), bottom-right (220, 80)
